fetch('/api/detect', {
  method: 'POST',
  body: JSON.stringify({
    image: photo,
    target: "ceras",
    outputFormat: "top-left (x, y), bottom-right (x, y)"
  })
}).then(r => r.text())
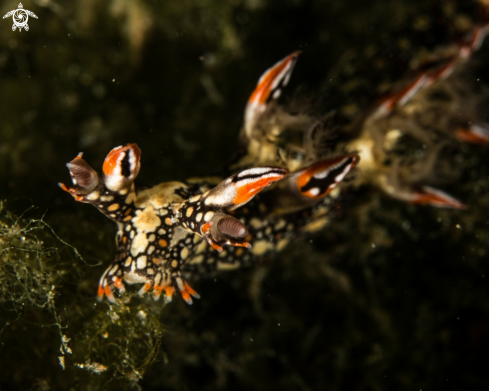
top-left (61, 0), bottom-right (489, 304)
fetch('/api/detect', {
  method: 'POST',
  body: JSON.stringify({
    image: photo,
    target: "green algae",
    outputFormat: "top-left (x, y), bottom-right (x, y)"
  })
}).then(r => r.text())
top-left (0, 202), bottom-right (79, 388)
top-left (0, 203), bottom-right (61, 310)
top-left (0, 202), bottom-right (167, 390)
top-left (73, 300), bottom-right (165, 388)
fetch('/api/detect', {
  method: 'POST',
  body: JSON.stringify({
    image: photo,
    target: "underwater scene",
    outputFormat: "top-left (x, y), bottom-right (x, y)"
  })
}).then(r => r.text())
top-left (1, 0), bottom-right (489, 389)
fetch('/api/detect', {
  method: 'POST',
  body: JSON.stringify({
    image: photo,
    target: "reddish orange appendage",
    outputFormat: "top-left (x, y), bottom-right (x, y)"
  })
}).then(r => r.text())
top-left (103, 146), bottom-right (124, 176)
top-left (97, 284), bottom-right (105, 301)
top-left (201, 221), bottom-right (213, 235)
top-left (102, 144), bottom-right (141, 176)
top-left (153, 284), bottom-right (175, 301)
top-left (201, 221), bottom-right (224, 252)
top-left (104, 284), bottom-right (115, 302)
top-left (140, 281), bottom-right (152, 295)
top-left (184, 281), bottom-right (200, 298)
top-left (153, 284), bottom-right (164, 299)
top-left (426, 59), bottom-right (457, 84)
top-left (164, 285), bottom-right (175, 301)
top-left (207, 239), bottom-right (222, 253)
top-left (249, 51), bottom-right (300, 105)
top-left (180, 289), bottom-right (192, 304)
top-left (231, 241), bottom-right (251, 249)
top-left (180, 281), bottom-right (200, 304)
top-left (297, 163), bottom-right (325, 189)
top-left (411, 189), bottom-right (466, 210)
top-left (233, 175), bottom-right (285, 205)
top-left (379, 25), bottom-right (487, 113)
top-left (113, 276), bottom-right (125, 292)
top-left (460, 27), bottom-right (486, 58)
top-left (209, 241), bottom-right (224, 252)
top-left (455, 128), bottom-right (489, 144)
top-left (59, 182), bottom-right (84, 201)
top-left (378, 74), bottom-right (427, 112)
top-left (377, 58), bottom-right (461, 115)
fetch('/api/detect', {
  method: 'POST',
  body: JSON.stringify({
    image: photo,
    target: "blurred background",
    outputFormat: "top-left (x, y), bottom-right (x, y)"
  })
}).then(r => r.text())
top-left (1, 0), bottom-right (489, 390)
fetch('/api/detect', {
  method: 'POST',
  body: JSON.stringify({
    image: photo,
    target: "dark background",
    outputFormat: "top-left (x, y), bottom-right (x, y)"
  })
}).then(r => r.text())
top-left (1, 0), bottom-right (489, 390)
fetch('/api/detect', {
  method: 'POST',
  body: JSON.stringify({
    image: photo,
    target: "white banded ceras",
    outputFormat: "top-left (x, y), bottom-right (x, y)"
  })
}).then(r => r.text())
top-left (60, 52), bottom-right (360, 304)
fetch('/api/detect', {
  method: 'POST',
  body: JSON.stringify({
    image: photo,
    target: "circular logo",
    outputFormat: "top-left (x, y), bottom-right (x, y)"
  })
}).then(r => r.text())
top-left (3, 4), bottom-right (38, 32)
top-left (13, 9), bottom-right (28, 28)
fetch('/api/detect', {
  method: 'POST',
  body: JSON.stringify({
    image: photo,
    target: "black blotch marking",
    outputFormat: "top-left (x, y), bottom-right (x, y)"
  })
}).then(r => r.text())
top-left (300, 157), bottom-right (353, 194)
top-left (120, 153), bottom-right (132, 178)
top-left (265, 55), bottom-right (298, 105)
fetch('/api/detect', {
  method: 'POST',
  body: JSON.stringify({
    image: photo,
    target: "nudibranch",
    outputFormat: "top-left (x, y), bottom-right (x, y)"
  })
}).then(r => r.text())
top-left (61, 0), bottom-right (489, 304)
top-left (60, 52), bottom-right (359, 304)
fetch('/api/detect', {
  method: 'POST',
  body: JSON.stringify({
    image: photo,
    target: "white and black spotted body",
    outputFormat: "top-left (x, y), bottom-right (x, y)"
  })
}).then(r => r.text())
top-left (60, 136), bottom-right (353, 304)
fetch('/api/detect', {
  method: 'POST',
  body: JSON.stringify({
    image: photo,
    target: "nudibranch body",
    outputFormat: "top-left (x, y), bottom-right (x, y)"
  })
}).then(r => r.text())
top-left (60, 52), bottom-right (359, 303)
top-left (61, 0), bottom-right (489, 304)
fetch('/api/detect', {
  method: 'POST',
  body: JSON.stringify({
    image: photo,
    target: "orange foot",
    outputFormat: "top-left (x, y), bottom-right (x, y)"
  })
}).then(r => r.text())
top-left (154, 280), bottom-right (200, 305)
top-left (97, 267), bottom-right (200, 305)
